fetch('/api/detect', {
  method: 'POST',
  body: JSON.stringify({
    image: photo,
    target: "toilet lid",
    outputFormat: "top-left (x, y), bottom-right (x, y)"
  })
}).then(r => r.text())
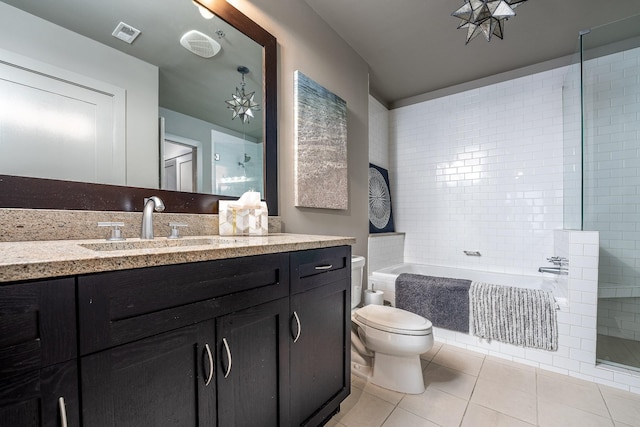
top-left (354, 305), bottom-right (432, 335)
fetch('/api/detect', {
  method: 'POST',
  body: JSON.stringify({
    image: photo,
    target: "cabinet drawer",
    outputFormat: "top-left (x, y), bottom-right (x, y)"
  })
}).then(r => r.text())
top-left (290, 246), bottom-right (350, 294)
top-left (78, 253), bottom-right (289, 355)
top-left (0, 278), bottom-right (76, 378)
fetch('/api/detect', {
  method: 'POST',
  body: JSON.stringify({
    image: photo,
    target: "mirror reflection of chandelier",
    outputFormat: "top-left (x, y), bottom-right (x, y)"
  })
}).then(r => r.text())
top-left (452, 0), bottom-right (528, 44)
top-left (225, 66), bottom-right (260, 124)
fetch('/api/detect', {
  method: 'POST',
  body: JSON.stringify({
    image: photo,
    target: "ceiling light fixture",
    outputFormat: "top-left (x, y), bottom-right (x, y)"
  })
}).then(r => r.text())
top-left (193, 1), bottom-right (214, 19)
top-left (225, 66), bottom-right (260, 124)
top-left (452, 0), bottom-right (528, 44)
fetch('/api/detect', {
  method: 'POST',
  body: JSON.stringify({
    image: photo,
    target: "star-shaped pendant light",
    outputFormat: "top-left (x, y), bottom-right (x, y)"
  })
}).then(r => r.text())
top-left (225, 66), bottom-right (260, 124)
top-left (452, 0), bottom-right (528, 44)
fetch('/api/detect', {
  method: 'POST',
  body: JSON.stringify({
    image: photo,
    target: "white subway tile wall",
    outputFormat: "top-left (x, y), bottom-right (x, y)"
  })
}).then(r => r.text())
top-left (389, 68), bottom-right (567, 276)
top-left (598, 297), bottom-right (640, 339)
top-left (583, 46), bottom-right (640, 297)
top-left (367, 233), bottom-right (405, 276)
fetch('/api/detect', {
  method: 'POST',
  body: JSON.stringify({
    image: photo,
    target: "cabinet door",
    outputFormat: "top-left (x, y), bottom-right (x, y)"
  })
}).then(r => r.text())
top-left (0, 278), bottom-right (78, 426)
top-left (0, 278), bottom-right (76, 377)
top-left (290, 280), bottom-right (351, 426)
top-left (81, 321), bottom-right (217, 427)
top-left (0, 361), bottom-right (79, 427)
top-left (216, 298), bottom-right (290, 427)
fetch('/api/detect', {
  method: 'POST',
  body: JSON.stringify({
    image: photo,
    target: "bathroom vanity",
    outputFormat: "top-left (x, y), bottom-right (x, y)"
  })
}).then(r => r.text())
top-left (0, 235), bottom-right (353, 427)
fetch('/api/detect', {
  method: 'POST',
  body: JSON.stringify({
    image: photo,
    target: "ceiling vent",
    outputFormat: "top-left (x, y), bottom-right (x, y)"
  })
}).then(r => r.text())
top-left (112, 22), bottom-right (141, 44)
top-left (180, 30), bottom-right (222, 58)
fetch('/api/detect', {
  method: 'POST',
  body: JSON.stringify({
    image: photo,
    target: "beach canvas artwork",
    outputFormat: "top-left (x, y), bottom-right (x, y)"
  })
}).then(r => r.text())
top-left (294, 70), bottom-right (348, 210)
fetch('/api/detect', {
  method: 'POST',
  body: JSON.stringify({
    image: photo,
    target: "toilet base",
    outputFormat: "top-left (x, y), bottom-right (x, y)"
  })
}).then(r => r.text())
top-left (371, 352), bottom-right (425, 394)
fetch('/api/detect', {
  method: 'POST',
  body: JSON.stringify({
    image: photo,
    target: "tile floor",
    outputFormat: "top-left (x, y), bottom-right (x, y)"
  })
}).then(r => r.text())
top-left (597, 334), bottom-right (640, 371)
top-left (328, 342), bottom-right (640, 427)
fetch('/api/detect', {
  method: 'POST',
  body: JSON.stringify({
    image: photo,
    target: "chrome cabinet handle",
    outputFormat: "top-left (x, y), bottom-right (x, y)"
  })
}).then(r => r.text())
top-left (292, 311), bottom-right (301, 343)
top-left (222, 338), bottom-right (232, 378)
top-left (58, 397), bottom-right (68, 427)
top-left (204, 344), bottom-right (214, 386)
top-left (314, 264), bottom-right (333, 270)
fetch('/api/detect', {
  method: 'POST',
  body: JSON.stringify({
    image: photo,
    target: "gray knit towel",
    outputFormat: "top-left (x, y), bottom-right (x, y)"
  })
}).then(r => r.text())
top-left (396, 273), bottom-right (472, 333)
top-left (469, 281), bottom-right (558, 351)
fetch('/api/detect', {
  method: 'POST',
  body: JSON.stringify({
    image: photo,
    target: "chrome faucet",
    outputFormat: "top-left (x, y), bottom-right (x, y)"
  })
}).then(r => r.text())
top-left (538, 257), bottom-right (568, 275)
top-left (141, 196), bottom-right (165, 239)
top-left (538, 266), bottom-right (569, 275)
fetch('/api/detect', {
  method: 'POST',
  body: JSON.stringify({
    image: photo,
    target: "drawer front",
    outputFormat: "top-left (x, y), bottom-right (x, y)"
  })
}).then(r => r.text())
top-left (290, 246), bottom-right (350, 294)
top-left (78, 253), bottom-right (289, 355)
top-left (0, 278), bottom-right (76, 378)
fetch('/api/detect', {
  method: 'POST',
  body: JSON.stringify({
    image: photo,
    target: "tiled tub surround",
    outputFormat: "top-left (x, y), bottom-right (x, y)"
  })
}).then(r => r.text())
top-left (367, 230), bottom-right (640, 394)
top-left (0, 208), bottom-right (282, 242)
top-left (389, 67), bottom-right (566, 276)
top-left (367, 233), bottom-right (405, 276)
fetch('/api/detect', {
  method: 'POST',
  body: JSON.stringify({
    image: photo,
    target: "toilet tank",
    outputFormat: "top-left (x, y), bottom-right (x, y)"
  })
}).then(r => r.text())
top-left (351, 255), bottom-right (366, 309)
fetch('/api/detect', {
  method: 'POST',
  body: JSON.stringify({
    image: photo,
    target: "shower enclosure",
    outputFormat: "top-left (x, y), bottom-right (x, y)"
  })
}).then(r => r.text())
top-left (564, 14), bottom-right (640, 370)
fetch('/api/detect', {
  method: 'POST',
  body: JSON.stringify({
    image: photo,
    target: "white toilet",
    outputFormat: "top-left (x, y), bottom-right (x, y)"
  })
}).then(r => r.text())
top-left (351, 256), bottom-right (433, 394)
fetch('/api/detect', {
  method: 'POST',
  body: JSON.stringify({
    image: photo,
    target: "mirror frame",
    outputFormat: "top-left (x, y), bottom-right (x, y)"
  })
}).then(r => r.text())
top-left (0, 0), bottom-right (278, 215)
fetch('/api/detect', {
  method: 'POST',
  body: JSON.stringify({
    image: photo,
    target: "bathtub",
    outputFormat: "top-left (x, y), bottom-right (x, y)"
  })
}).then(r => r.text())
top-left (369, 263), bottom-right (568, 310)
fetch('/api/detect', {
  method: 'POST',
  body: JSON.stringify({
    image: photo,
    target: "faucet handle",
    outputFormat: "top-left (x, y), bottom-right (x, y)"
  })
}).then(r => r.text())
top-left (547, 256), bottom-right (568, 265)
top-left (168, 222), bottom-right (188, 239)
top-left (98, 222), bottom-right (126, 241)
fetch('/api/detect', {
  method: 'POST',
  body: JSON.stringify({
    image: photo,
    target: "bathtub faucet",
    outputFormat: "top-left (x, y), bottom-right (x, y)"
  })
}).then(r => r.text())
top-left (538, 266), bottom-right (568, 275)
top-left (538, 256), bottom-right (568, 275)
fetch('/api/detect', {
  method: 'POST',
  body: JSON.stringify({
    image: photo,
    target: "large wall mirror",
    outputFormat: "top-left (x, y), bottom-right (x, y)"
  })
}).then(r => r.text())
top-left (0, 0), bottom-right (277, 214)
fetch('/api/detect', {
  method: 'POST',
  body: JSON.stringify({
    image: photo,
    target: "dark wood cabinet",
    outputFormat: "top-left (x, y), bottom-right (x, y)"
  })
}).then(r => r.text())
top-left (0, 245), bottom-right (351, 427)
top-left (0, 361), bottom-right (79, 427)
top-left (81, 320), bottom-right (217, 426)
top-left (217, 298), bottom-right (290, 427)
top-left (0, 278), bottom-right (78, 427)
top-left (290, 247), bottom-right (351, 426)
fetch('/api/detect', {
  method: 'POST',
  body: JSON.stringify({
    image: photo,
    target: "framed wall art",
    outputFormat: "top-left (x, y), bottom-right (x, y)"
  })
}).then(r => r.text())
top-left (294, 70), bottom-right (348, 210)
top-left (369, 163), bottom-right (395, 233)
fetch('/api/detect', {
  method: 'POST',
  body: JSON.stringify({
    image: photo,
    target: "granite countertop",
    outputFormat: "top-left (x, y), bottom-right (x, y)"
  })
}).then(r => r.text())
top-left (0, 233), bottom-right (356, 283)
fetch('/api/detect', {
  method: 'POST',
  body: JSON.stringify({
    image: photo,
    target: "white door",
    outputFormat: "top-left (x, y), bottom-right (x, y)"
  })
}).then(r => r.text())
top-left (163, 140), bottom-right (196, 192)
top-left (0, 51), bottom-right (126, 185)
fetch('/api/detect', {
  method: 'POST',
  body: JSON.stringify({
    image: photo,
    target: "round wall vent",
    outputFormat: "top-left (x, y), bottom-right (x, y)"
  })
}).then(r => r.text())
top-left (179, 30), bottom-right (222, 58)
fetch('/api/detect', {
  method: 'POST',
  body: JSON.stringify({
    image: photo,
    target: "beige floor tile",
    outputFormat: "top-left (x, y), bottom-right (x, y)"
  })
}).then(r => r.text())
top-left (461, 403), bottom-right (536, 427)
top-left (537, 370), bottom-right (609, 417)
top-left (399, 387), bottom-right (468, 427)
top-left (381, 407), bottom-right (440, 427)
top-left (470, 377), bottom-right (537, 425)
top-left (423, 362), bottom-right (478, 400)
top-left (420, 341), bottom-right (443, 362)
top-left (352, 374), bottom-right (367, 390)
top-left (325, 418), bottom-right (348, 427)
top-left (600, 387), bottom-right (640, 426)
top-left (431, 345), bottom-right (485, 376)
top-left (334, 388), bottom-right (396, 427)
top-left (600, 384), bottom-right (640, 403)
top-left (537, 398), bottom-right (614, 427)
top-left (362, 381), bottom-right (405, 405)
top-left (480, 357), bottom-right (537, 395)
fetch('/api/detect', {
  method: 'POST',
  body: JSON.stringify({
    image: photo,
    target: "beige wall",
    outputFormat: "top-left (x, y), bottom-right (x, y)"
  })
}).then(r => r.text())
top-left (230, 0), bottom-right (370, 258)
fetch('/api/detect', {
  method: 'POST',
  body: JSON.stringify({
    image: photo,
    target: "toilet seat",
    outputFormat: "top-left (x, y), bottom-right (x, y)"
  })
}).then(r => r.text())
top-left (354, 305), bottom-right (432, 336)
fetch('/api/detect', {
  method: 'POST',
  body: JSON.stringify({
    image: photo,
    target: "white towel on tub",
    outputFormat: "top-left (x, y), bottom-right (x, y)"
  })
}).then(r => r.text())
top-left (469, 281), bottom-right (558, 351)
